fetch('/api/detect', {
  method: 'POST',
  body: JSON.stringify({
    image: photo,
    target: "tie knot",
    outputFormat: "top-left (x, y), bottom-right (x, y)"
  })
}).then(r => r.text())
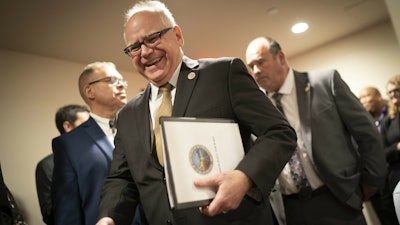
top-left (271, 93), bottom-right (284, 116)
top-left (109, 119), bottom-right (116, 129)
top-left (159, 83), bottom-right (173, 93)
top-left (272, 92), bottom-right (282, 102)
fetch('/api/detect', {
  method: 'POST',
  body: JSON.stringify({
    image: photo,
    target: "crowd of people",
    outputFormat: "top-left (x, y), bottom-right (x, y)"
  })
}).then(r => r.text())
top-left (1, 1), bottom-right (399, 225)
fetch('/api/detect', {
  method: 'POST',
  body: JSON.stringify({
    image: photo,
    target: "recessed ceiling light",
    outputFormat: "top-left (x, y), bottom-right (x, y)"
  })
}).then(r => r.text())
top-left (266, 7), bottom-right (279, 15)
top-left (291, 22), bottom-right (309, 34)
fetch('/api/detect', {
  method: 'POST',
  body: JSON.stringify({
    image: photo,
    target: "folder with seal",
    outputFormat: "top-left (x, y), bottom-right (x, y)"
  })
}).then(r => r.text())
top-left (160, 117), bottom-right (245, 209)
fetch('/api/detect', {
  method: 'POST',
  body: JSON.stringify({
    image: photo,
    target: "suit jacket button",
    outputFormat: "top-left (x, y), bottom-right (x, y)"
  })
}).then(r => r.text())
top-left (166, 219), bottom-right (172, 225)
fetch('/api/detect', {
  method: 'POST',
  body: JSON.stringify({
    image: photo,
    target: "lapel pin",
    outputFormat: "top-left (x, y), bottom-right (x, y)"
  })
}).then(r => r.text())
top-left (304, 83), bottom-right (310, 93)
top-left (187, 72), bottom-right (196, 80)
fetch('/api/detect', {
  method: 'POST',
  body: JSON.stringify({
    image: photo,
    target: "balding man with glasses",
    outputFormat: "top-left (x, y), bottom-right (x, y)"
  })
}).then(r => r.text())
top-left (96, 1), bottom-right (297, 225)
top-left (52, 62), bottom-right (143, 225)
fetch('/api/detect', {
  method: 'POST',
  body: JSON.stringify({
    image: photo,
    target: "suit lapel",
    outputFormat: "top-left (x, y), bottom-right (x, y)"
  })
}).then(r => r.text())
top-left (294, 71), bottom-right (313, 157)
top-left (84, 117), bottom-right (113, 161)
top-left (172, 56), bottom-right (199, 117)
top-left (135, 85), bottom-right (153, 153)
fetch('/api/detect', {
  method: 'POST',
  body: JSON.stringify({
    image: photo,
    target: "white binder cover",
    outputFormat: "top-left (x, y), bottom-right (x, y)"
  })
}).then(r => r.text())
top-left (160, 117), bottom-right (244, 210)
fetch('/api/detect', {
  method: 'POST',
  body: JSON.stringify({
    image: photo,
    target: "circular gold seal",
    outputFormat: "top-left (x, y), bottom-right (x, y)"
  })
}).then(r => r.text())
top-left (189, 144), bottom-right (213, 174)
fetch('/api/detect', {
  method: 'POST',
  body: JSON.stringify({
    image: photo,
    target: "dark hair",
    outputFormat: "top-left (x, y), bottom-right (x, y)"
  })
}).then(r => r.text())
top-left (55, 104), bottom-right (89, 134)
top-left (265, 37), bottom-right (282, 57)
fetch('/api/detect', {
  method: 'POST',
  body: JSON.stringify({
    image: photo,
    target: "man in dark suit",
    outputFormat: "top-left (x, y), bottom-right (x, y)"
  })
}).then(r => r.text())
top-left (35, 104), bottom-right (90, 225)
top-left (95, 1), bottom-right (297, 225)
top-left (245, 36), bottom-right (387, 225)
top-left (52, 62), bottom-right (128, 225)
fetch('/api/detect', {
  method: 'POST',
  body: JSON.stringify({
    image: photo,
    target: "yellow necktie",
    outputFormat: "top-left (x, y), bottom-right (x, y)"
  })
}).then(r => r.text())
top-left (154, 83), bottom-right (173, 166)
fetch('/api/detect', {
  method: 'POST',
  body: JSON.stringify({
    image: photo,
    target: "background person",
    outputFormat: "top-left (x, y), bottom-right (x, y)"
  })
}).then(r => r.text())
top-left (358, 86), bottom-right (388, 132)
top-left (52, 62), bottom-right (129, 225)
top-left (35, 104), bottom-right (90, 225)
top-left (381, 75), bottom-right (400, 193)
top-left (1, 163), bottom-right (27, 225)
top-left (358, 86), bottom-right (398, 225)
top-left (245, 36), bottom-right (386, 225)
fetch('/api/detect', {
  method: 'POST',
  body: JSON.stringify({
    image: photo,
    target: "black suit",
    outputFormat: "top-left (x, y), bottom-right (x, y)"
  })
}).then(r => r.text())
top-left (98, 56), bottom-right (297, 225)
top-left (35, 154), bottom-right (54, 225)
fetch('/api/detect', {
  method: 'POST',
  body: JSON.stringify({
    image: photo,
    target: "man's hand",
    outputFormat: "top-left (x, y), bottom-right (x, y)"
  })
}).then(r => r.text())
top-left (95, 217), bottom-right (115, 225)
top-left (194, 170), bottom-right (252, 216)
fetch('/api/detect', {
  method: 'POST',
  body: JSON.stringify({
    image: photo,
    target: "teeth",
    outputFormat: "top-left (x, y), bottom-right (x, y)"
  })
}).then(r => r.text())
top-left (145, 57), bottom-right (162, 66)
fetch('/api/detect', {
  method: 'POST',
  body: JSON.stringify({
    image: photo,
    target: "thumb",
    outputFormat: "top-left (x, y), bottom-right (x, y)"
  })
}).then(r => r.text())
top-left (194, 174), bottom-right (218, 188)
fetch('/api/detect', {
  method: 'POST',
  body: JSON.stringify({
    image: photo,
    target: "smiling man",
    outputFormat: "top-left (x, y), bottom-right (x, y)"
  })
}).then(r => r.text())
top-left (95, 1), bottom-right (298, 225)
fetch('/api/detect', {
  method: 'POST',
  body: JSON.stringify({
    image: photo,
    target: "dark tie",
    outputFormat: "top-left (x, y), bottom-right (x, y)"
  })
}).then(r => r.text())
top-left (272, 93), bottom-right (311, 192)
top-left (109, 119), bottom-right (116, 135)
top-left (154, 83), bottom-right (173, 166)
top-left (272, 93), bottom-right (284, 116)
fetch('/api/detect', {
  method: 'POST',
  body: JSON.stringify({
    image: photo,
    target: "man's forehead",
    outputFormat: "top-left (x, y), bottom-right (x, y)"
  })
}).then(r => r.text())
top-left (246, 46), bottom-right (264, 63)
top-left (125, 11), bottom-right (163, 40)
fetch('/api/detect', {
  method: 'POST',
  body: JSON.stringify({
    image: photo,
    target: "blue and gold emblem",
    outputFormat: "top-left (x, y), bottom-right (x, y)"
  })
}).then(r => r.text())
top-left (189, 144), bottom-right (213, 174)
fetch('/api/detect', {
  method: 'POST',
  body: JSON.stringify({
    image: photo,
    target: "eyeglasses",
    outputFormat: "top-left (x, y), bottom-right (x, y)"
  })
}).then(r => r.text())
top-left (123, 27), bottom-right (173, 58)
top-left (88, 76), bottom-right (128, 87)
top-left (387, 88), bottom-right (400, 96)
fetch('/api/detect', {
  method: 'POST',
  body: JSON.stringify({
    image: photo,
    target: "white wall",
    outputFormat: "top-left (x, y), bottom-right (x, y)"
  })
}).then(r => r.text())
top-left (0, 20), bottom-right (399, 225)
top-left (289, 20), bottom-right (400, 98)
top-left (0, 50), bottom-right (147, 225)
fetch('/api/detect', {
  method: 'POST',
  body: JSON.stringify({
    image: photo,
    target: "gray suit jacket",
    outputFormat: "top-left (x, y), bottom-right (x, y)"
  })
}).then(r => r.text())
top-left (270, 70), bottom-right (386, 225)
top-left (98, 56), bottom-right (298, 225)
top-left (301, 69), bottom-right (385, 208)
top-left (273, 69), bottom-right (386, 211)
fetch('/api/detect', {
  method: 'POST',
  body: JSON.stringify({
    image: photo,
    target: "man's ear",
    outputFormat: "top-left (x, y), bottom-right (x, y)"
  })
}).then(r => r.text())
top-left (173, 26), bottom-right (184, 47)
top-left (63, 121), bottom-right (73, 133)
top-left (276, 51), bottom-right (287, 66)
top-left (85, 85), bottom-right (95, 100)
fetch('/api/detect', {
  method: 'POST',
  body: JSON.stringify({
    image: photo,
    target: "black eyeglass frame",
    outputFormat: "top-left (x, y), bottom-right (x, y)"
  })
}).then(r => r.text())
top-left (123, 27), bottom-right (173, 58)
top-left (88, 76), bottom-right (128, 87)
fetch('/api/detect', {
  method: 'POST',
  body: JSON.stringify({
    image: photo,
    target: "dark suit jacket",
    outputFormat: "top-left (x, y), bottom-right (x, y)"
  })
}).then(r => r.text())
top-left (381, 111), bottom-right (400, 191)
top-left (0, 164), bottom-right (13, 225)
top-left (52, 117), bottom-right (113, 225)
top-left (98, 57), bottom-right (298, 225)
top-left (294, 69), bottom-right (386, 209)
top-left (35, 154), bottom-right (54, 225)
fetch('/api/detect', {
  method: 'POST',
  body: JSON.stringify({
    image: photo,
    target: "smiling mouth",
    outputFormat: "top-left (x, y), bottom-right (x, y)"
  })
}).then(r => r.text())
top-left (144, 57), bottom-right (162, 67)
top-left (117, 92), bottom-right (127, 97)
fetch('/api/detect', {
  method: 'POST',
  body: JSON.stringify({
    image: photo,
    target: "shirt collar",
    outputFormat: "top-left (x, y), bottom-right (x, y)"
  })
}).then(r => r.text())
top-left (268, 68), bottom-right (294, 97)
top-left (90, 113), bottom-right (111, 126)
top-left (150, 61), bottom-right (181, 101)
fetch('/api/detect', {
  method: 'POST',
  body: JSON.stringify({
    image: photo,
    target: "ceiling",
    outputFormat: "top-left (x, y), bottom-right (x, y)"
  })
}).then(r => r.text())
top-left (0, 0), bottom-right (390, 72)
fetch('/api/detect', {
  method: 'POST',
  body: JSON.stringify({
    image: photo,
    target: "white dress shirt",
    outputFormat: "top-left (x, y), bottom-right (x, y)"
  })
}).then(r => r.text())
top-left (268, 69), bottom-right (324, 195)
top-left (90, 113), bottom-right (115, 147)
top-left (149, 62), bottom-right (181, 129)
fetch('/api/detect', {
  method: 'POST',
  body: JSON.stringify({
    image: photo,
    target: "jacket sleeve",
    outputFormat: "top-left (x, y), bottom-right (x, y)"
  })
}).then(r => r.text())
top-left (331, 70), bottom-right (386, 188)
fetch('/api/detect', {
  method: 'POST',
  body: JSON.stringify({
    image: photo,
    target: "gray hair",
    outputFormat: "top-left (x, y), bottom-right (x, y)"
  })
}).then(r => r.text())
top-left (124, 1), bottom-right (177, 28)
